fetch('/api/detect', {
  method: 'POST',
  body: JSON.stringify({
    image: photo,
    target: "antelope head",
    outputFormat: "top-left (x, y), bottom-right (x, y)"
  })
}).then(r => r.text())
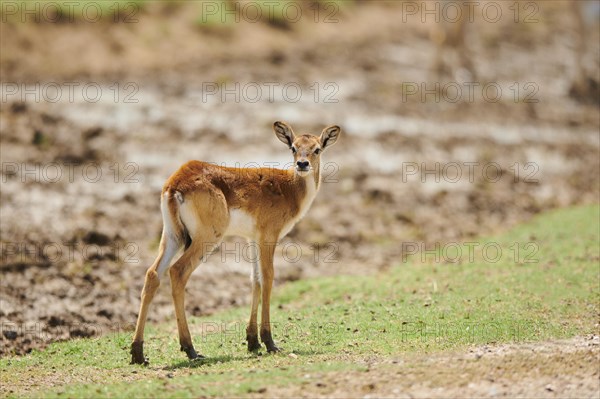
top-left (273, 121), bottom-right (341, 178)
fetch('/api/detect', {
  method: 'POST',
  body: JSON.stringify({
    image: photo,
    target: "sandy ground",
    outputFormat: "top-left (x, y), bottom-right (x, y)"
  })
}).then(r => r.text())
top-left (0, 1), bottom-right (599, 362)
top-left (253, 336), bottom-right (600, 398)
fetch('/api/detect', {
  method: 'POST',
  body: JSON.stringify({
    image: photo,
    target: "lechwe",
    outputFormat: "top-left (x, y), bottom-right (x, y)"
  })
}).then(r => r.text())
top-left (131, 121), bottom-right (341, 364)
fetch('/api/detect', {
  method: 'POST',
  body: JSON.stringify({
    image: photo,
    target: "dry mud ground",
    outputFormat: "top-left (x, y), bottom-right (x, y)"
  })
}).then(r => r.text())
top-left (0, 0), bottom-right (599, 362)
top-left (252, 336), bottom-right (600, 398)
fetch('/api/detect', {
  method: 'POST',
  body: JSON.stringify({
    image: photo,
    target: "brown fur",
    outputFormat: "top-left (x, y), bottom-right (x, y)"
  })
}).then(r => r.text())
top-left (164, 161), bottom-right (307, 239)
top-left (130, 121), bottom-right (340, 364)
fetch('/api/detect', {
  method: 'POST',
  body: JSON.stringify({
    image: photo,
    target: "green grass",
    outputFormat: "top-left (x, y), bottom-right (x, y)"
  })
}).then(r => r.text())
top-left (1, 205), bottom-right (598, 398)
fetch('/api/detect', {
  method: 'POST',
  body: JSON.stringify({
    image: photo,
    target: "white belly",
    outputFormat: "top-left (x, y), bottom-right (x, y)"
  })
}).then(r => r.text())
top-left (225, 208), bottom-right (257, 239)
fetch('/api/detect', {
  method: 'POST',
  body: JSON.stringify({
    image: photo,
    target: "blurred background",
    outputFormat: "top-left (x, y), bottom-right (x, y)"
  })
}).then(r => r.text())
top-left (0, 0), bottom-right (598, 355)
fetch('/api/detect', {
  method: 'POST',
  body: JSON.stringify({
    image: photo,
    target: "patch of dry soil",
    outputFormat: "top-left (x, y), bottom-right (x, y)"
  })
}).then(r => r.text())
top-left (256, 336), bottom-right (600, 399)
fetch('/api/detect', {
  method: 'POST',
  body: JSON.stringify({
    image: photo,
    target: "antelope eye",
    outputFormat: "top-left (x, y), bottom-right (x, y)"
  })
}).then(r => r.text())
top-left (314, 148), bottom-right (321, 155)
top-left (291, 147), bottom-right (297, 154)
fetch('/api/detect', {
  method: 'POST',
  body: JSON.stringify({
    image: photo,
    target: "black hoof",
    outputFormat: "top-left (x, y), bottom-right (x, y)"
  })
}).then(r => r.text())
top-left (260, 330), bottom-right (281, 353)
top-left (130, 341), bottom-right (149, 365)
top-left (266, 344), bottom-right (281, 353)
top-left (247, 334), bottom-right (262, 352)
top-left (181, 345), bottom-right (205, 360)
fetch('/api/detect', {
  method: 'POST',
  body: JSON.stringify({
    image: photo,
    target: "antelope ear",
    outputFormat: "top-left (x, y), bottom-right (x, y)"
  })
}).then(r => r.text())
top-left (273, 121), bottom-right (296, 148)
top-left (320, 125), bottom-right (341, 150)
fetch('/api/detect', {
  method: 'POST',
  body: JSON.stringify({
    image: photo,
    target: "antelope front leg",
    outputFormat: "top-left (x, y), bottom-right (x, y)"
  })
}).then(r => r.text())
top-left (259, 240), bottom-right (280, 353)
top-left (246, 240), bottom-right (262, 351)
top-left (246, 279), bottom-right (262, 351)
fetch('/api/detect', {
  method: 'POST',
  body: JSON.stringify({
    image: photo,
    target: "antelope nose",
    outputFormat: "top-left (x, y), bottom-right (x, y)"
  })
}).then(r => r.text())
top-left (296, 161), bottom-right (309, 169)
